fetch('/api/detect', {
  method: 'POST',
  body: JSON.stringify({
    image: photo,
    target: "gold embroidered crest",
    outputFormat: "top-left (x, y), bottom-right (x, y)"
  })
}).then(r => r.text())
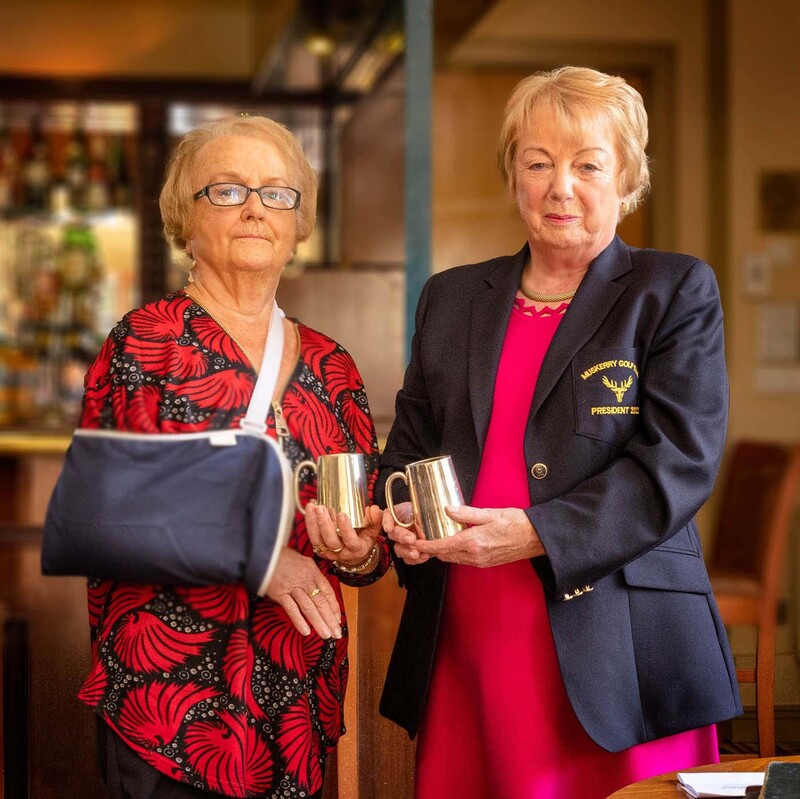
top-left (602, 374), bottom-right (634, 403)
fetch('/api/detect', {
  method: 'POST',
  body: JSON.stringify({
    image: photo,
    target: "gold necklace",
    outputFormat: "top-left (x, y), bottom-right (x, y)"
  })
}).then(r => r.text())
top-left (519, 284), bottom-right (577, 303)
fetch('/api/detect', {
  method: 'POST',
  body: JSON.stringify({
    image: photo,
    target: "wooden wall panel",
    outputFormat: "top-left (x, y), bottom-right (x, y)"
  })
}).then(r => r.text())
top-left (433, 69), bottom-right (527, 271)
top-left (337, 576), bottom-right (416, 799)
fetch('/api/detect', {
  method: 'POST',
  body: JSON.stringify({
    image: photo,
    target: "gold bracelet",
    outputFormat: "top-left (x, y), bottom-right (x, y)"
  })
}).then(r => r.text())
top-left (332, 542), bottom-right (379, 574)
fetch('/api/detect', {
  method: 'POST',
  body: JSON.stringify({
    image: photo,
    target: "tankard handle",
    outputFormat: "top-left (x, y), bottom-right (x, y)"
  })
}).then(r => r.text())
top-left (385, 471), bottom-right (413, 528)
top-left (294, 459), bottom-right (317, 513)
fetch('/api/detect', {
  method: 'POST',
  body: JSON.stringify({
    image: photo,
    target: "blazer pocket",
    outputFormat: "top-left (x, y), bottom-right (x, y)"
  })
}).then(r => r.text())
top-left (572, 347), bottom-right (642, 445)
top-left (622, 545), bottom-right (711, 595)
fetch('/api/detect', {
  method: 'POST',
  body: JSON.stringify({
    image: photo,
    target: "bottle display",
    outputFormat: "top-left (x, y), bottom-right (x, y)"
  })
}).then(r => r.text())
top-left (0, 101), bottom-right (138, 429)
top-left (0, 104), bottom-right (137, 222)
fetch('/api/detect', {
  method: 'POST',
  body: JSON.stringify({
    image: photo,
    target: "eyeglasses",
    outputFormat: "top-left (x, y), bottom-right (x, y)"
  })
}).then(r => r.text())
top-left (193, 183), bottom-right (301, 210)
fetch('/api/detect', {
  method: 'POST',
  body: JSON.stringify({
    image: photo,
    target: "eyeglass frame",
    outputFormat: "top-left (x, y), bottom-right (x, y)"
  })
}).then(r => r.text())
top-left (192, 183), bottom-right (302, 210)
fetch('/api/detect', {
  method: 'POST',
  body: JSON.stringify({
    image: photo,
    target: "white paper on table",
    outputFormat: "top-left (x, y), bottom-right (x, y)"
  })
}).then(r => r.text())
top-left (677, 772), bottom-right (765, 798)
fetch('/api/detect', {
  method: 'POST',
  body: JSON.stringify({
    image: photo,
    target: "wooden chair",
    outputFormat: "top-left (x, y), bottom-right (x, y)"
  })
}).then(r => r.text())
top-left (707, 441), bottom-right (800, 758)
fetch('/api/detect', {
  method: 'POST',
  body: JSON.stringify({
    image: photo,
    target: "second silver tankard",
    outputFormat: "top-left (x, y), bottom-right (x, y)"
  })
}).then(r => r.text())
top-left (385, 455), bottom-right (466, 540)
top-left (293, 453), bottom-right (368, 528)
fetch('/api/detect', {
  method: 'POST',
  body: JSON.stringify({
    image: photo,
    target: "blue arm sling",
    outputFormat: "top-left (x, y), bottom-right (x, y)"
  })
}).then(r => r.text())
top-left (41, 303), bottom-right (292, 595)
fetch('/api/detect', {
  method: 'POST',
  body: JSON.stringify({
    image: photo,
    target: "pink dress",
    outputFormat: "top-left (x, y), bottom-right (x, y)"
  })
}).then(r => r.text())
top-left (414, 297), bottom-right (718, 799)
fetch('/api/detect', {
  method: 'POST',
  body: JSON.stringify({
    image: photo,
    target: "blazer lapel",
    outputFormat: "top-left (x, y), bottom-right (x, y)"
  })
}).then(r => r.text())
top-left (468, 245), bottom-right (528, 452)
top-left (530, 236), bottom-right (633, 418)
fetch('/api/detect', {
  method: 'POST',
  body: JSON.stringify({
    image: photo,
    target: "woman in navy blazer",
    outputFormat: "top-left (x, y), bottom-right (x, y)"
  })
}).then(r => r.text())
top-left (377, 67), bottom-right (741, 799)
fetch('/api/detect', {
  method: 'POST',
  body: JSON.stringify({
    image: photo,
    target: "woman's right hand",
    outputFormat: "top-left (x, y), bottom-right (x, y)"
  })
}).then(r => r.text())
top-left (382, 502), bottom-right (432, 566)
top-left (265, 547), bottom-right (342, 639)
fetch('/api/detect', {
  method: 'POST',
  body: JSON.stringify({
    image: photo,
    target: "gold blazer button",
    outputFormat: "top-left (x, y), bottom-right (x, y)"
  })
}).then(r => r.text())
top-left (530, 463), bottom-right (548, 480)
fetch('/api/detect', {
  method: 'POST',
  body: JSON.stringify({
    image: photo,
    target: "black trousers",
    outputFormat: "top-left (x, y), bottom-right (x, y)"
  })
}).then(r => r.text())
top-left (99, 722), bottom-right (324, 799)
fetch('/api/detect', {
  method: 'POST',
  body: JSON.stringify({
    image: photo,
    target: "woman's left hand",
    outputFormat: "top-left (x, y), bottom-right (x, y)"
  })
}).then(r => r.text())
top-left (413, 505), bottom-right (546, 567)
top-left (305, 502), bottom-right (383, 567)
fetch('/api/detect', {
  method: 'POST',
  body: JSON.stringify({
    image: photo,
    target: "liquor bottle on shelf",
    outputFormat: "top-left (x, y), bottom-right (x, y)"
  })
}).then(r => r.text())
top-left (0, 129), bottom-right (17, 212)
top-left (21, 116), bottom-right (51, 212)
top-left (108, 134), bottom-right (133, 208)
top-left (46, 115), bottom-right (69, 216)
top-left (11, 342), bottom-right (37, 426)
top-left (49, 178), bottom-right (71, 216)
top-left (86, 133), bottom-right (110, 212)
top-left (55, 221), bottom-right (104, 423)
top-left (0, 222), bottom-right (12, 423)
top-left (59, 222), bottom-right (102, 298)
top-left (14, 226), bottom-right (59, 426)
top-left (0, 297), bottom-right (13, 425)
top-left (0, 337), bottom-right (37, 428)
top-left (65, 126), bottom-right (89, 212)
top-left (0, 287), bottom-right (35, 428)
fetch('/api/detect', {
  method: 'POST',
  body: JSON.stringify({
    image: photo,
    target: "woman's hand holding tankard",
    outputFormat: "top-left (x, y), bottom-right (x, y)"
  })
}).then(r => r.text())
top-left (382, 502), bottom-right (433, 566)
top-left (414, 506), bottom-right (545, 567)
top-left (305, 502), bottom-right (384, 569)
top-left (383, 504), bottom-right (544, 567)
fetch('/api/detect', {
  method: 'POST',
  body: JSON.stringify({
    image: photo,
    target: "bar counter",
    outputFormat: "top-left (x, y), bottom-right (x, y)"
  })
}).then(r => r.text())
top-left (0, 429), bottom-right (71, 525)
top-left (0, 429), bottom-right (72, 455)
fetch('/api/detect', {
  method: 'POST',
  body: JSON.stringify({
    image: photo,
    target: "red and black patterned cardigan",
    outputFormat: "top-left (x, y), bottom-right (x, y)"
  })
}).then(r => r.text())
top-left (78, 292), bottom-right (389, 798)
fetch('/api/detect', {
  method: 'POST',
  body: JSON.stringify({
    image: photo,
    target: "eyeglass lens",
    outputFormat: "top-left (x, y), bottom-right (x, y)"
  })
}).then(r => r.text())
top-left (205, 183), bottom-right (298, 209)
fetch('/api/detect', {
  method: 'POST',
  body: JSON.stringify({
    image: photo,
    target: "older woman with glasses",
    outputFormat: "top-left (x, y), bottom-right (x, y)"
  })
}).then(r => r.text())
top-left (77, 115), bottom-right (388, 799)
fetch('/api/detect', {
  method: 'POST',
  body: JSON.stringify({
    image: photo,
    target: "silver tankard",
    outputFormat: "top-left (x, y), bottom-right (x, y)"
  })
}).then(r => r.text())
top-left (385, 455), bottom-right (466, 540)
top-left (293, 453), bottom-right (368, 528)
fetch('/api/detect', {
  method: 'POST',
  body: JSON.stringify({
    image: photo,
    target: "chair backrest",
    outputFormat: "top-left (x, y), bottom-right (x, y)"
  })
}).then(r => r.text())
top-left (708, 441), bottom-right (800, 589)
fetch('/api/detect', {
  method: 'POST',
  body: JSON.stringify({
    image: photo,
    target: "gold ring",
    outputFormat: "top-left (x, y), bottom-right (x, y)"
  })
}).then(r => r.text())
top-left (309, 587), bottom-right (322, 598)
top-left (328, 544), bottom-right (344, 553)
top-left (313, 544), bottom-right (328, 555)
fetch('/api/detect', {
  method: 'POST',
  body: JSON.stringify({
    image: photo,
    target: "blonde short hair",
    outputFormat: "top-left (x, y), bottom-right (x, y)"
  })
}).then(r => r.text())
top-left (498, 66), bottom-right (650, 218)
top-left (160, 115), bottom-right (318, 252)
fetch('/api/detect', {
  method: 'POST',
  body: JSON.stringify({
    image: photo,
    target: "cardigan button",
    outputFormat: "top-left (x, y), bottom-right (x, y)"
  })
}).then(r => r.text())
top-left (530, 462), bottom-right (548, 480)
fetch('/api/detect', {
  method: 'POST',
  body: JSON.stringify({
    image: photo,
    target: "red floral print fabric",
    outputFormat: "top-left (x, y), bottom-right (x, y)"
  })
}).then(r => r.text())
top-left (78, 292), bottom-right (388, 798)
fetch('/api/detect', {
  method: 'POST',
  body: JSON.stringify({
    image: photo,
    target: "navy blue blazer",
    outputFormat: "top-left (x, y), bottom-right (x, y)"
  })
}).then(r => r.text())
top-left (377, 236), bottom-right (742, 752)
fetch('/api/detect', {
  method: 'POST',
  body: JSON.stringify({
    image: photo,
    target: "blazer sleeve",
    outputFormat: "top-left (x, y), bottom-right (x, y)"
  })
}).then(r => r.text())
top-left (378, 278), bottom-right (440, 477)
top-left (526, 259), bottom-right (729, 597)
top-left (376, 278), bottom-right (442, 587)
top-left (326, 346), bottom-right (391, 587)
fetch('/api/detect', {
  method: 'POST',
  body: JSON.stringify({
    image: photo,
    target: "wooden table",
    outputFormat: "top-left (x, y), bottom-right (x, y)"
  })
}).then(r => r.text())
top-left (606, 755), bottom-right (800, 798)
